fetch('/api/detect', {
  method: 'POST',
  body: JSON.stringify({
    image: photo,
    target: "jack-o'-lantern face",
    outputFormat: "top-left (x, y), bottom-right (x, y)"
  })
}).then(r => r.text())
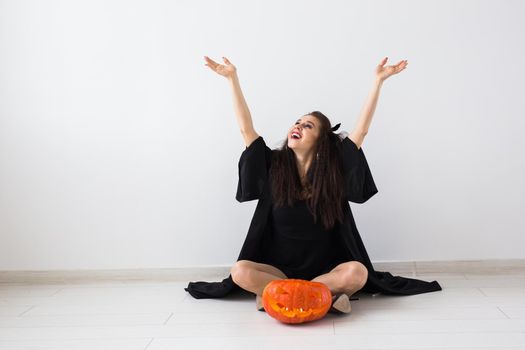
top-left (262, 279), bottom-right (332, 324)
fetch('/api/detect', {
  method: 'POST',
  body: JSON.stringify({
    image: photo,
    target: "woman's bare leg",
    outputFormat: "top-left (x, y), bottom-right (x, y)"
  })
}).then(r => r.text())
top-left (230, 260), bottom-right (288, 296)
top-left (311, 261), bottom-right (368, 297)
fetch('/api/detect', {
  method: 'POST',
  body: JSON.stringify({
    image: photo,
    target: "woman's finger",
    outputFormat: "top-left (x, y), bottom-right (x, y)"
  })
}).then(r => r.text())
top-left (204, 62), bottom-right (217, 72)
top-left (204, 56), bottom-right (219, 68)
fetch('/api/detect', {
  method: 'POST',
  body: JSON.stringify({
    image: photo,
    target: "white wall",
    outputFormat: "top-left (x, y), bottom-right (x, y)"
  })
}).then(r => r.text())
top-left (0, 0), bottom-right (523, 270)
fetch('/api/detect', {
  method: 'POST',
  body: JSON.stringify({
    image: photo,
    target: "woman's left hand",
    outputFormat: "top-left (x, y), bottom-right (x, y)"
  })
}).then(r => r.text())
top-left (375, 57), bottom-right (408, 82)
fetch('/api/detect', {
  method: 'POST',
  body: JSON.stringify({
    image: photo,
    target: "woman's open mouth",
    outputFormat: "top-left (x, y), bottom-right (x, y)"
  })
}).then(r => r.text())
top-left (291, 131), bottom-right (302, 140)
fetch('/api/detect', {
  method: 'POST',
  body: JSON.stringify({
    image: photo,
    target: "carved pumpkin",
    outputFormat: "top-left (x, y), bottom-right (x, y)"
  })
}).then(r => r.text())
top-left (262, 279), bottom-right (332, 324)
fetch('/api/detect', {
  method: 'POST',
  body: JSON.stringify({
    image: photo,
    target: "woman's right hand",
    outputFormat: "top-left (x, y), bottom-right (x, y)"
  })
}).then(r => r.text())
top-left (204, 56), bottom-right (237, 79)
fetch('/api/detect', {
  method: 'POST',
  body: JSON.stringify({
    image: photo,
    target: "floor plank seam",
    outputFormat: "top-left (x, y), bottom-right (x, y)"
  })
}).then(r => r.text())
top-left (49, 287), bottom-right (65, 296)
top-left (143, 337), bottom-right (154, 350)
top-left (17, 305), bottom-right (35, 317)
top-left (496, 306), bottom-right (511, 319)
top-left (163, 312), bottom-right (174, 325)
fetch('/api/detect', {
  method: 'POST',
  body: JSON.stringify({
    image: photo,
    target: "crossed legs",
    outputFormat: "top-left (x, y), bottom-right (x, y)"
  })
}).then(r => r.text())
top-left (310, 261), bottom-right (368, 298)
top-left (230, 260), bottom-right (368, 298)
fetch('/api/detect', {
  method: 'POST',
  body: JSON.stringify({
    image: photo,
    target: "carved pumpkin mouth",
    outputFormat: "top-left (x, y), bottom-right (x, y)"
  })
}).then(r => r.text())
top-left (268, 300), bottom-right (323, 318)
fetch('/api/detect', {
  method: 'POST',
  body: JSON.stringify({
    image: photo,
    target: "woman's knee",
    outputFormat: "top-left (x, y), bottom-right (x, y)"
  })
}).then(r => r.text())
top-left (230, 260), bottom-right (288, 282)
top-left (341, 261), bottom-right (368, 287)
top-left (230, 260), bottom-right (255, 285)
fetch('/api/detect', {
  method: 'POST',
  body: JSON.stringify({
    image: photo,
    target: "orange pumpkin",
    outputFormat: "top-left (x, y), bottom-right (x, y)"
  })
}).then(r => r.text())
top-left (262, 279), bottom-right (332, 324)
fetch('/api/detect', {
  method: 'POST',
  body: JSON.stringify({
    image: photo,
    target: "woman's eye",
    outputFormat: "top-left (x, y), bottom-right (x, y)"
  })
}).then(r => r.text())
top-left (295, 122), bottom-right (312, 128)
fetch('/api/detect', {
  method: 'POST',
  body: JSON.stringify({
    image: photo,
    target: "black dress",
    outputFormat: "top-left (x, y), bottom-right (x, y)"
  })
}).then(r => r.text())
top-left (265, 198), bottom-right (346, 281)
top-left (184, 133), bottom-right (442, 298)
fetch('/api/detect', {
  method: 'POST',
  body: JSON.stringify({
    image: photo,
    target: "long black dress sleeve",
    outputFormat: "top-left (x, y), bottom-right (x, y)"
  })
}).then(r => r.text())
top-left (338, 132), bottom-right (379, 203)
top-left (235, 136), bottom-right (273, 203)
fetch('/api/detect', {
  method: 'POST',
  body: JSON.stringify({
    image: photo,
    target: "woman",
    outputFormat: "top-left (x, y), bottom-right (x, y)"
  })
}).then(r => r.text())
top-left (185, 56), bottom-right (441, 313)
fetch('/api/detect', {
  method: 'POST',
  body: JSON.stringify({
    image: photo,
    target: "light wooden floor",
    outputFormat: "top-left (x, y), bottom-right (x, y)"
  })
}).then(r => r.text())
top-left (1, 267), bottom-right (525, 349)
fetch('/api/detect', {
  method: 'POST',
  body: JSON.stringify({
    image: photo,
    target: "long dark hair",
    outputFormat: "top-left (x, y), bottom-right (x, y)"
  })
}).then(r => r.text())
top-left (269, 111), bottom-right (345, 231)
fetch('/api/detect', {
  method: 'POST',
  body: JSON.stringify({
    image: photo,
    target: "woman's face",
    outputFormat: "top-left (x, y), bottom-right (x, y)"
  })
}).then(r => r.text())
top-left (287, 115), bottom-right (320, 153)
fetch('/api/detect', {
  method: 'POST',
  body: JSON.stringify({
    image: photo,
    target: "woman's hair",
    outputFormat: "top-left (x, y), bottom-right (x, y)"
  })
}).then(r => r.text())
top-left (270, 110), bottom-right (345, 231)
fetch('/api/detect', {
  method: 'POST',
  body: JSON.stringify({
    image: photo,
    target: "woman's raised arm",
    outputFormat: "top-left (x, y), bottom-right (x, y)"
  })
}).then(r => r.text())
top-left (204, 56), bottom-right (260, 148)
top-left (348, 57), bottom-right (408, 150)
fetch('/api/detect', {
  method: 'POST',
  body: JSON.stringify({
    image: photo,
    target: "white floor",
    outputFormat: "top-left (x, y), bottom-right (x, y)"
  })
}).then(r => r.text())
top-left (1, 270), bottom-right (525, 349)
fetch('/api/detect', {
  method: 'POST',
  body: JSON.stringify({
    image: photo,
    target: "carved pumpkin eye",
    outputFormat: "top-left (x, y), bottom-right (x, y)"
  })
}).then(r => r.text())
top-left (261, 279), bottom-right (332, 324)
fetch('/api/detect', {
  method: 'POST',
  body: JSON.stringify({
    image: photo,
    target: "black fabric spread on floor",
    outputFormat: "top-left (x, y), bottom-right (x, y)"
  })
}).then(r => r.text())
top-left (184, 135), bottom-right (442, 299)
